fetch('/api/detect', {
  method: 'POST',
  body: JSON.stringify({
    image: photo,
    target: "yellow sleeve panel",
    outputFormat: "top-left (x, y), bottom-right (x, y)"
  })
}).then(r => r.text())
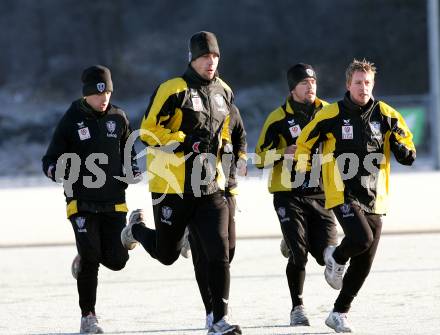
top-left (140, 78), bottom-right (187, 146)
top-left (114, 203), bottom-right (129, 212)
top-left (373, 102), bottom-right (416, 214)
top-left (216, 156), bottom-right (226, 191)
top-left (227, 187), bottom-right (239, 196)
top-left (295, 103), bottom-right (345, 209)
top-left (222, 113), bottom-right (231, 142)
top-left (66, 200), bottom-right (78, 218)
top-left (321, 133), bottom-right (345, 209)
top-left (255, 107), bottom-right (286, 169)
top-left (295, 103), bottom-right (339, 172)
top-left (379, 101), bottom-right (416, 151)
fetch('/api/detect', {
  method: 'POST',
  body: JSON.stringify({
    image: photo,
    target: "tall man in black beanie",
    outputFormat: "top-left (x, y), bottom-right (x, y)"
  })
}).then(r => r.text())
top-left (43, 65), bottom-right (140, 334)
top-left (121, 31), bottom-right (242, 335)
top-left (179, 102), bottom-right (247, 330)
top-left (255, 63), bottom-right (338, 327)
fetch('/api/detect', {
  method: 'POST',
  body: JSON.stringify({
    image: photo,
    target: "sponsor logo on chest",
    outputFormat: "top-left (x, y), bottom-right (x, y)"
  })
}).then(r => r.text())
top-left (77, 121), bottom-right (91, 140)
top-left (342, 119), bottom-right (353, 140)
top-left (289, 124), bottom-right (302, 138)
top-left (190, 89), bottom-right (204, 112)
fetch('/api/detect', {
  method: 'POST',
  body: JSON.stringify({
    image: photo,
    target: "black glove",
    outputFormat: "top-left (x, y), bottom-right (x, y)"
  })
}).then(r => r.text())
top-left (183, 133), bottom-right (210, 153)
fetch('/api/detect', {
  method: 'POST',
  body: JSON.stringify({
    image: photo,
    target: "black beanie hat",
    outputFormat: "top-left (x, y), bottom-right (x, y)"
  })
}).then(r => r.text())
top-left (188, 31), bottom-right (220, 62)
top-left (81, 65), bottom-right (113, 96)
top-left (287, 63), bottom-right (316, 91)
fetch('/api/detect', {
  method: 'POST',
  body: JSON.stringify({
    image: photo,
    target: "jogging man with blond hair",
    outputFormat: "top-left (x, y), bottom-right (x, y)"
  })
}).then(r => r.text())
top-left (295, 59), bottom-right (416, 332)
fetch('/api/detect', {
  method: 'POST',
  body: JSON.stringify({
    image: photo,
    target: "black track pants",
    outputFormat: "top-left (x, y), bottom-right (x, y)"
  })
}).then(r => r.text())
top-left (70, 212), bottom-right (129, 316)
top-left (188, 194), bottom-right (237, 315)
top-left (132, 191), bottom-right (230, 323)
top-left (332, 203), bottom-right (383, 313)
top-left (273, 193), bottom-right (337, 308)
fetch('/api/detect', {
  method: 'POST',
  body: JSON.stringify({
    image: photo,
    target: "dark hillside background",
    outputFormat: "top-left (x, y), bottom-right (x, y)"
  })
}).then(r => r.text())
top-left (0, 0), bottom-right (429, 174)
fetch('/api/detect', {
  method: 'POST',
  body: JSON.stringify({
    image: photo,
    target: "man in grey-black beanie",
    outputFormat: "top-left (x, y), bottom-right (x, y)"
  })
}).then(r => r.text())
top-left (81, 65), bottom-right (113, 96)
top-left (287, 63), bottom-right (316, 92)
top-left (42, 62), bottom-right (140, 333)
top-left (188, 31), bottom-right (220, 62)
top-left (255, 62), bottom-right (337, 328)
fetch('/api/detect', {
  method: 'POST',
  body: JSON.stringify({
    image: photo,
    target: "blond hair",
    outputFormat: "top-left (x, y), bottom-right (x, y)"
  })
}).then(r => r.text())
top-left (345, 59), bottom-right (377, 85)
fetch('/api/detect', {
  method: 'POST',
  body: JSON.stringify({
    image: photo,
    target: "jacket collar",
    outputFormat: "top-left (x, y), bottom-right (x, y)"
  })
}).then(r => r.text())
top-left (285, 96), bottom-right (320, 115)
top-left (79, 98), bottom-right (110, 118)
top-left (183, 65), bottom-right (216, 87)
top-left (341, 91), bottom-right (375, 114)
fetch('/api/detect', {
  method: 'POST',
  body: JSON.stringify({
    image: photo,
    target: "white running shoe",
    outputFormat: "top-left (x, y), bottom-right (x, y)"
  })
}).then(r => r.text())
top-left (323, 245), bottom-right (345, 290)
top-left (121, 209), bottom-right (144, 250)
top-left (280, 238), bottom-right (290, 258)
top-left (71, 254), bottom-right (81, 280)
top-left (205, 312), bottom-right (214, 329)
top-left (325, 311), bottom-right (353, 333)
top-left (290, 305), bottom-right (310, 326)
top-left (180, 227), bottom-right (191, 259)
top-left (80, 313), bottom-right (103, 334)
top-left (207, 317), bottom-right (241, 335)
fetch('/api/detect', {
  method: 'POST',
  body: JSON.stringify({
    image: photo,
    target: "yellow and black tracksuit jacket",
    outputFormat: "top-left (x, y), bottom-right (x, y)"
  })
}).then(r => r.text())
top-left (42, 99), bottom-right (139, 217)
top-left (140, 65), bottom-right (234, 195)
top-left (255, 96), bottom-right (328, 195)
top-left (295, 93), bottom-right (416, 214)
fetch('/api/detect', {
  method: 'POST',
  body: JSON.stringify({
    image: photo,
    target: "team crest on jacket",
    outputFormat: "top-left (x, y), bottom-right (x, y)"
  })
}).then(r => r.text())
top-left (96, 82), bottom-right (106, 93)
top-left (369, 121), bottom-right (382, 139)
top-left (106, 121), bottom-right (117, 138)
top-left (214, 94), bottom-right (226, 114)
top-left (161, 206), bottom-right (173, 225)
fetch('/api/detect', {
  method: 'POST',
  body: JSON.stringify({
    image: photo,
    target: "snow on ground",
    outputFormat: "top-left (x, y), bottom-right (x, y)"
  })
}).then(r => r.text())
top-left (0, 234), bottom-right (439, 334)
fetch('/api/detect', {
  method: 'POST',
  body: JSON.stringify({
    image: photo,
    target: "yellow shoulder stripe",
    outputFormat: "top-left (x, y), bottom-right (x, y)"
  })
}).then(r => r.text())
top-left (295, 102), bottom-right (339, 169)
top-left (217, 78), bottom-right (232, 93)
